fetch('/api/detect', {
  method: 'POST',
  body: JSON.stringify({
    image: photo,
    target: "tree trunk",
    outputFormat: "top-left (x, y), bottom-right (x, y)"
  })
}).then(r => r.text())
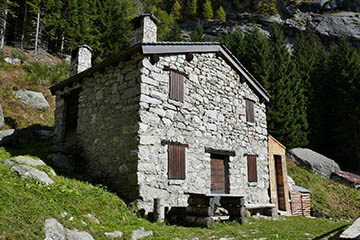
top-left (21, 4), bottom-right (27, 49)
top-left (0, 0), bottom-right (7, 48)
top-left (34, 9), bottom-right (40, 53)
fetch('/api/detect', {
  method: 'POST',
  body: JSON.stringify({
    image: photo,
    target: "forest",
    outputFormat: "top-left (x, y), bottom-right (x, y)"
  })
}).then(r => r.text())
top-left (0, 0), bottom-right (359, 172)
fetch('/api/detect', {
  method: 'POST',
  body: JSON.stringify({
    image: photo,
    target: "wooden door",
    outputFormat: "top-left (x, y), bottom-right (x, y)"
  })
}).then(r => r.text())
top-left (275, 155), bottom-right (286, 211)
top-left (211, 154), bottom-right (229, 194)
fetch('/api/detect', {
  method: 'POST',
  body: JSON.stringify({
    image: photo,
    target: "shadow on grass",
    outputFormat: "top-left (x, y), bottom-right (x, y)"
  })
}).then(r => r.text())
top-left (312, 224), bottom-right (350, 240)
top-left (1, 124), bottom-right (53, 161)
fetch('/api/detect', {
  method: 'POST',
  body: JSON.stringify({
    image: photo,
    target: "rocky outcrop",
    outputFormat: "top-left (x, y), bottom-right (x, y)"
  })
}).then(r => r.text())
top-left (284, 11), bottom-right (360, 42)
top-left (0, 104), bottom-right (4, 129)
top-left (43, 218), bottom-right (94, 240)
top-left (3, 155), bottom-right (46, 166)
top-left (4, 57), bottom-right (21, 65)
top-left (14, 89), bottom-right (50, 111)
top-left (10, 165), bottom-right (54, 185)
top-left (288, 148), bottom-right (341, 178)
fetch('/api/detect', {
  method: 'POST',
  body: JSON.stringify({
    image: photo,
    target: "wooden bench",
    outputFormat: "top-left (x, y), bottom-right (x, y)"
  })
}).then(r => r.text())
top-left (245, 203), bottom-right (277, 218)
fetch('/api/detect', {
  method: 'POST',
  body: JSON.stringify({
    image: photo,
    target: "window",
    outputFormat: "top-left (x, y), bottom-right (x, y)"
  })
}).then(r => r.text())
top-left (246, 99), bottom-right (255, 123)
top-left (247, 155), bottom-right (257, 182)
top-left (168, 144), bottom-right (186, 179)
top-left (169, 71), bottom-right (184, 102)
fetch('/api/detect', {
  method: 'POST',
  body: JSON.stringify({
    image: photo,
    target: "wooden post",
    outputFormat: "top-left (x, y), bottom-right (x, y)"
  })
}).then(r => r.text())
top-left (153, 198), bottom-right (164, 222)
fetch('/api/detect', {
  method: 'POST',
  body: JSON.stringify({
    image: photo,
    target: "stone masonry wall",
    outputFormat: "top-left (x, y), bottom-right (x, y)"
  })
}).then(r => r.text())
top-left (54, 54), bottom-right (143, 201)
top-left (131, 16), bottom-right (157, 46)
top-left (137, 53), bottom-right (269, 213)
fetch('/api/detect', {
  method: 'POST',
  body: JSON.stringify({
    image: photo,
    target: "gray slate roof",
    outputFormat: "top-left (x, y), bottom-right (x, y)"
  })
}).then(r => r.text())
top-left (50, 42), bottom-right (270, 102)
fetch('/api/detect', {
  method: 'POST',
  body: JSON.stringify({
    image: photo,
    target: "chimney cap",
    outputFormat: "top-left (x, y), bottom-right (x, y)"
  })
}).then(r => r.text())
top-left (71, 44), bottom-right (93, 55)
top-left (130, 13), bottom-right (161, 26)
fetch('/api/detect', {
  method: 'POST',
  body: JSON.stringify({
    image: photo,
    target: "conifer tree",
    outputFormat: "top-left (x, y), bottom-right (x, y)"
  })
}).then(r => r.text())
top-left (267, 25), bottom-right (308, 148)
top-left (185, 0), bottom-right (197, 17)
top-left (215, 6), bottom-right (226, 22)
top-left (191, 22), bottom-right (205, 42)
top-left (171, 0), bottom-right (182, 20)
top-left (202, 0), bottom-right (213, 20)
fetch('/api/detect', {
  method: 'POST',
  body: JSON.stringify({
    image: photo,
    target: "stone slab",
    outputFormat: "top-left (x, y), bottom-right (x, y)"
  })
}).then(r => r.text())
top-left (11, 165), bottom-right (54, 185)
top-left (3, 156), bottom-right (46, 166)
top-left (340, 218), bottom-right (360, 239)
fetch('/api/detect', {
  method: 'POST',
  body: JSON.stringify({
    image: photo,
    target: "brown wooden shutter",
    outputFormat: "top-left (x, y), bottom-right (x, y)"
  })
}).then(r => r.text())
top-left (247, 155), bottom-right (257, 182)
top-left (246, 99), bottom-right (255, 123)
top-left (169, 71), bottom-right (184, 102)
top-left (168, 144), bottom-right (186, 179)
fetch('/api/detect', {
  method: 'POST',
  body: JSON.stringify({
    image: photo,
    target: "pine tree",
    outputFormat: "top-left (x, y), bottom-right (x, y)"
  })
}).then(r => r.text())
top-left (215, 6), bottom-right (226, 22)
top-left (155, 8), bottom-right (175, 41)
top-left (267, 25), bottom-right (308, 148)
top-left (319, 38), bottom-right (360, 170)
top-left (191, 22), bottom-right (205, 42)
top-left (202, 0), bottom-right (213, 20)
top-left (185, 0), bottom-right (197, 17)
top-left (171, 0), bottom-right (182, 20)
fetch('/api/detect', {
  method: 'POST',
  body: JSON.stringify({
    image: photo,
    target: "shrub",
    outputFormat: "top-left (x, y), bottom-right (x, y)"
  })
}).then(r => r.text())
top-left (10, 49), bottom-right (28, 63)
top-left (25, 61), bottom-right (69, 85)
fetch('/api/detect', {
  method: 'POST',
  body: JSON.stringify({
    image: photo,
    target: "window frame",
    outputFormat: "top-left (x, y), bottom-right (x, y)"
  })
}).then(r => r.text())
top-left (247, 155), bottom-right (257, 183)
top-left (245, 98), bottom-right (255, 123)
top-left (169, 71), bottom-right (184, 102)
top-left (167, 143), bottom-right (186, 180)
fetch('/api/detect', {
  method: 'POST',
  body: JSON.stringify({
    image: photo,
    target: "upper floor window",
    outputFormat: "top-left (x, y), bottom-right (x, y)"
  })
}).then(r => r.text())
top-left (246, 99), bottom-right (255, 123)
top-left (169, 71), bottom-right (184, 102)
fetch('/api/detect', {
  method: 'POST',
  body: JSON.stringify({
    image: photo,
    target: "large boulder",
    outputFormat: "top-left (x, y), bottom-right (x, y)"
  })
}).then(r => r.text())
top-left (10, 165), bottom-right (54, 185)
top-left (43, 218), bottom-right (94, 240)
top-left (340, 217), bottom-right (360, 239)
top-left (0, 104), bottom-right (4, 129)
top-left (288, 148), bottom-right (341, 178)
top-left (3, 156), bottom-right (46, 166)
top-left (14, 89), bottom-right (50, 111)
top-left (0, 129), bottom-right (18, 146)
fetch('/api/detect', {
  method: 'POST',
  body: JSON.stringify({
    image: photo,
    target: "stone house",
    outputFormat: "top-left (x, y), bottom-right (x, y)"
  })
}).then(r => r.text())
top-left (50, 14), bottom-right (271, 213)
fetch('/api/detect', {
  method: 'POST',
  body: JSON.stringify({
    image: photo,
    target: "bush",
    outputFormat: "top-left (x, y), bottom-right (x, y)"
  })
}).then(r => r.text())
top-left (10, 49), bottom-right (28, 63)
top-left (25, 61), bottom-right (69, 85)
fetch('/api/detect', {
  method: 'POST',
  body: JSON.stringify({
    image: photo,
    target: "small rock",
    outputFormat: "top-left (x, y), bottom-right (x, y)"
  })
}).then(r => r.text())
top-left (0, 104), bottom-right (4, 129)
top-left (69, 217), bottom-right (74, 221)
top-left (10, 165), bottom-right (54, 185)
top-left (13, 89), bottom-right (50, 111)
top-left (60, 212), bottom-right (68, 218)
top-left (81, 220), bottom-right (87, 225)
top-left (3, 156), bottom-right (46, 166)
top-left (35, 130), bottom-right (54, 139)
top-left (131, 227), bottom-right (153, 240)
top-left (83, 214), bottom-right (100, 224)
top-left (43, 218), bottom-right (95, 240)
top-left (104, 231), bottom-right (124, 239)
top-left (4, 57), bottom-right (21, 65)
top-left (48, 153), bottom-right (74, 172)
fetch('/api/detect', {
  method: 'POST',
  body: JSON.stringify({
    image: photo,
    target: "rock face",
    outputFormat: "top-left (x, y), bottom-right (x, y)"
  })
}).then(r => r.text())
top-left (284, 12), bottom-right (360, 43)
top-left (339, 217), bottom-right (360, 239)
top-left (0, 104), bottom-right (4, 129)
top-left (14, 89), bottom-right (50, 111)
top-left (3, 156), bottom-right (46, 166)
top-left (43, 218), bottom-right (94, 240)
top-left (10, 165), bottom-right (54, 185)
top-left (288, 148), bottom-right (341, 178)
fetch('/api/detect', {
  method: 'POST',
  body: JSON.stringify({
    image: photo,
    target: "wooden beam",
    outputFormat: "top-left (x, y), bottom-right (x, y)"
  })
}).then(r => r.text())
top-left (186, 53), bottom-right (194, 62)
top-left (205, 148), bottom-right (235, 156)
top-left (150, 54), bottom-right (159, 65)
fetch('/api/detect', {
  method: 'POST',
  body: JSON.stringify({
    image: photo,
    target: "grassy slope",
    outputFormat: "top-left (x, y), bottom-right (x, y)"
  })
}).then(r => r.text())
top-left (0, 47), bottom-right (57, 130)
top-left (0, 146), bottom-right (351, 240)
top-left (287, 157), bottom-right (360, 220)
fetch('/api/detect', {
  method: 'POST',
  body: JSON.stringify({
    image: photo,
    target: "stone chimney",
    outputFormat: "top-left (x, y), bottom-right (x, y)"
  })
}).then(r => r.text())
top-left (70, 45), bottom-right (93, 77)
top-left (130, 14), bottom-right (161, 47)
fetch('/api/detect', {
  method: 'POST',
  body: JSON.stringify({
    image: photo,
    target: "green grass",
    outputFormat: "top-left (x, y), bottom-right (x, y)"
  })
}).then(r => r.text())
top-left (0, 147), bottom-right (352, 239)
top-left (25, 61), bottom-right (70, 85)
top-left (287, 158), bottom-right (360, 220)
